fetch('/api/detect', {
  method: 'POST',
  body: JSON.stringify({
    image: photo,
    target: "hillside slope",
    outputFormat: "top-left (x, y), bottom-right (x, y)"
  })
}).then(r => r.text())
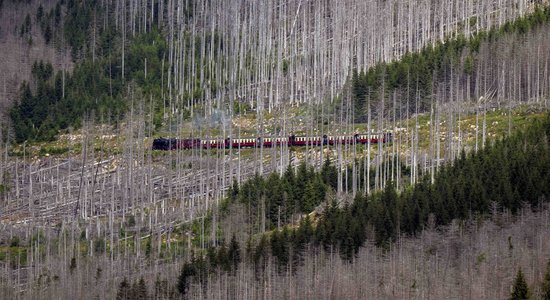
top-left (0, 1), bottom-right (72, 127)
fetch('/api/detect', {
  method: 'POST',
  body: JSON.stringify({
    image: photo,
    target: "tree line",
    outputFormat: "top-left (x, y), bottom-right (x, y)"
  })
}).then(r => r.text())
top-left (174, 114), bottom-right (550, 295)
top-left (9, 28), bottom-right (167, 142)
top-left (8, 0), bottom-right (221, 143)
top-left (277, 115), bottom-right (549, 260)
top-left (352, 4), bottom-right (550, 121)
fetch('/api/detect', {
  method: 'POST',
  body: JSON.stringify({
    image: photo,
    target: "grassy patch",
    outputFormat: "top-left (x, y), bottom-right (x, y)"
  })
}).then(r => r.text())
top-left (39, 145), bottom-right (70, 156)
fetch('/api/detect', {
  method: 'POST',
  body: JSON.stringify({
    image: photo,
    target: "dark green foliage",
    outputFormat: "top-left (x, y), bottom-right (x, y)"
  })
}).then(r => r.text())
top-left (215, 242), bottom-right (229, 271)
top-left (9, 0), bottom-right (211, 144)
top-left (93, 238), bottom-right (105, 254)
top-left (233, 164), bottom-right (336, 229)
top-left (20, 13), bottom-right (31, 36)
top-left (8, 0), bottom-right (186, 143)
top-left (543, 259), bottom-right (550, 300)
top-left (314, 196), bottom-right (368, 258)
top-left (509, 269), bottom-right (530, 300)
top-left (228, 234), bottom-right (241, 272)
top-left (182, 117), bottom-right (549, 281)
top-left (131, 277), bottom-right (149, 300)
top-left (253, 235), bottom-right (269, 271)
top-left (177, 242), bottom-right (241, 297)
top-left (54, 3), bottom-right (61, 25)
top-left (251, 116), bottom-right (550, 261)
top-left (127, 215), bottom-right (136, 227)
top-left (69, 257), bottom-right (76, 274)
top-left (116, 278), bottom-right (131, 300)
top-left (36, 4), bottom-right (43, 22)
top-left (10, 30), bottom-right (168, 142)
top-left (64, 0), bottom-right (94, 58)
top-left (228, 178), bottom-right (239, 202)
top-left (351, 5), bottom-right (550, 121)
top-left (292, 216), bottom-right (313, 265)
top-left (9, 237), bottom-right (20, 247)
top-left (270, 228), bottom-right (290, 270)
top-left (230, 161), bottom-right (335, 232)
top-left (145, 236), bottom-right (152, 258)
top-left (43, 24), bottom-right (52, 44)
top-left (177, 262), bottom-right (195, 297)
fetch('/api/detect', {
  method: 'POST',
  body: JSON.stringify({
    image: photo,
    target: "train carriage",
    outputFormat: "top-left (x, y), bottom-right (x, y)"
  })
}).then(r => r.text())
top-left (152, 132), bottom-right (392, 151)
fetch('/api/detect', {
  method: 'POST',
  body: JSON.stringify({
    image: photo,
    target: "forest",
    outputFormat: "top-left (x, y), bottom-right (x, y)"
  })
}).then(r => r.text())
top-left (172, 114), bottom-right (550, 297)
top-left (0, 0), bottom-right (549, 299)
top-left (352, 4), bottom-right (550, 121)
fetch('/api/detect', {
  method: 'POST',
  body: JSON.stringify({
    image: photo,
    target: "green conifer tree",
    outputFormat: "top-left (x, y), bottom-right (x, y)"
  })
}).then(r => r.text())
top-left (509, 269), bottom-right (530, 300)
top-left (177, 262), bottom-right (196, 297)
top-left (228, 234), bottom-right (241, 272)
top-left (542, 260), bottom-right (550, 300)
top-left (134, 277), bottom-right (148, 300)
top-left (116, 278), bottom-right (131, 300)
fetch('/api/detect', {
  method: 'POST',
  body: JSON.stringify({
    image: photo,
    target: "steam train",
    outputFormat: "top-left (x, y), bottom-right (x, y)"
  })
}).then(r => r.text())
top-left (152, 133), bottom-right (392, 150)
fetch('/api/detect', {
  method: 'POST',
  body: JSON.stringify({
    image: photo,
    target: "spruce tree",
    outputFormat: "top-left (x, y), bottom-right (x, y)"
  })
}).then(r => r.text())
top-left (134, 277), bottom-right (149, 300)
top-left (217, 242), bottom-right (230, 272)
top-left (177, 262), bottom-right (196, 297)
top-left (542, 259), bottom-right (550, 300)
top-left (509, 269), bottom-right (530, 300)
top-left (228, 234), bottom-right (241, 272)
top-left (302, 181), bottom-right (316, 213)
top-left (116, 278), bottom-right (131, 300)
top-left (321, 157), bottom-right (338, 190)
